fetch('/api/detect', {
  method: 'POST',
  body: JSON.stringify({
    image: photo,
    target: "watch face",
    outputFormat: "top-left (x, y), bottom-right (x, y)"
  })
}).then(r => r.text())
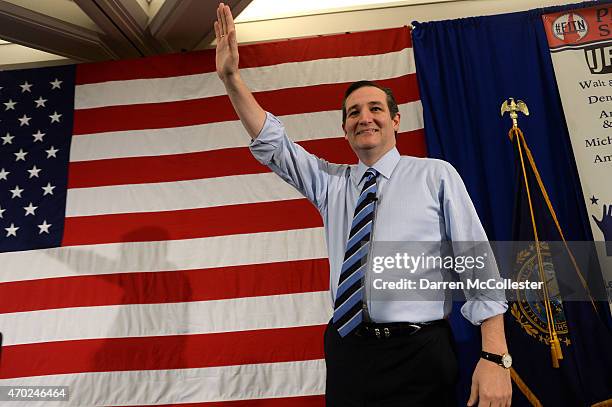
top-left (501, 354), bottom-right (512, 368)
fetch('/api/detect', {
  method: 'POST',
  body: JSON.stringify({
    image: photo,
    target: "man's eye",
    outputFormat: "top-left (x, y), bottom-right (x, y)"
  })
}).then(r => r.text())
top-left (372, 107), bottom-right (382, 111)
top-left (349, 111), bottom-right (358, 116)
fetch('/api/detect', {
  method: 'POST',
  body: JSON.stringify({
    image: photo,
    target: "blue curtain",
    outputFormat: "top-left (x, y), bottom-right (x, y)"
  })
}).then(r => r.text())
top-left (412, 2), bottom-right (612, 405)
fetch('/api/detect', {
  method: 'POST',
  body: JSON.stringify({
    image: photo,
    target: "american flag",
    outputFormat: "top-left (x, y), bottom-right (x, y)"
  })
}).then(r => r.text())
top-left (0, 27), bottom-right (424, 406)
top-left (0, 67), bottom-right (73, 253)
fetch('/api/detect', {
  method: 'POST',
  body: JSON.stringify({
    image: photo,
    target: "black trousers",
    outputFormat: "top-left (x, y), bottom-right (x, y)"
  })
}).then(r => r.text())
top-left (324, 320), bottom-right (459, 406)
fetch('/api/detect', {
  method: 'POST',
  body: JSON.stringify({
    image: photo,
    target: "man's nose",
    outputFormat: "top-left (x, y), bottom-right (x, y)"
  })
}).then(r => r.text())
top-left (358, 110), bottom-right (373, 123)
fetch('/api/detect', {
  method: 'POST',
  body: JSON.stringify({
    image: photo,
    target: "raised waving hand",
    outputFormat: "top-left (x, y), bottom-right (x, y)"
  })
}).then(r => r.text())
top-left (213, 3), bottom-right (266, 138)
top-left (215, 3), bottom-right (239, 81)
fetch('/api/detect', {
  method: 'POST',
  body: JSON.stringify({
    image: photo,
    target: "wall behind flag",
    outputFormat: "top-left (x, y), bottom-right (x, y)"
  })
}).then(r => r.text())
top-left (0, 0), bottom-right (580, 71)
top-left (231, 0), bottom-right (579, 45)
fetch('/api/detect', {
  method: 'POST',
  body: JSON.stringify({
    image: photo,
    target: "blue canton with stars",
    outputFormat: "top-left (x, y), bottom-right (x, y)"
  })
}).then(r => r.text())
top-left (0, 65), bottom-right (74, 253)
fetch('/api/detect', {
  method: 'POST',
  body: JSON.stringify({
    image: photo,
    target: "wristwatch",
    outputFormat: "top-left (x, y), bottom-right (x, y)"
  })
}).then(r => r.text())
top-left (481, 351), bottom-right (512, 369)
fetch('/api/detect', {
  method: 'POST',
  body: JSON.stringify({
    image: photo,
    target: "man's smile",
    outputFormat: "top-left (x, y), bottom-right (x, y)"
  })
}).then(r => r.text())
top-left (356, 128), bottom-right (379, 135)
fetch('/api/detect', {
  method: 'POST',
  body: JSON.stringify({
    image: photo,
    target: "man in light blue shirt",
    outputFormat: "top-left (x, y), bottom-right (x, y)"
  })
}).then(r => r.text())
top-left (214, 3), bottom-right (512, 406)
top-left (250, 110), bottom-right (507, 327)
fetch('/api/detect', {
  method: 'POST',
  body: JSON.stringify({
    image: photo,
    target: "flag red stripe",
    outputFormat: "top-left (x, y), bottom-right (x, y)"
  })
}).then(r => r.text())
top-left (119, 395), bottom-right (325, 407)
top-left (62, 199), bottom-right (322, 246)
top-left (0, 259), bottom-right (329, 314)
top-left (72, 75), bottom-right (418, 135)
top-left (67, 147), bottom-right (264, 189)
top-left (396, 129), bottom-right (427, 157)
top-left (75, 27), bottom-right (410, 85)
top-left (67, 130), bottom-right (425, 188)
top-left (0, 325), bottom-right (325, 379)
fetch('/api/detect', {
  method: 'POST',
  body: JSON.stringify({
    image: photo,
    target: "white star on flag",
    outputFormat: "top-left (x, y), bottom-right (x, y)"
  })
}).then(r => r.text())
top-left (42, 182), bottom-right (56, 196)
top-left (45, 146), bottom-right (59, 158)
top-left (14, 149), bottom-right (27, 161)
top-left (49, 111), bottom-right (62, 123)
top-left (32, 130), bottom-right (45, 142)
top-left (18, 114), bottom-right (32, 126)
top-left (0, 205), bottom-right (5, 218)
top-left (27, 165), bottom-right (41, 178)
top-left (9, 185), bottom-right (24, 199)
top-left (24, 202), bottom-right (38, 216)
top-left (50, 78), bottom-right (63, 89)
top-left (1, 133), bottom-right (13, 145)
top-left (34, 96), bottom-right (47, 108)
top-left (0, 168), bottom-right (8, 180)
top-left (4, 99), bottom-right (16, 110)
top-left (38, 220), bottom-right (52, 234)
top-left (20, 81), bottom-right (33, 93)
top-left (5, 223), bottom-right (19, 237)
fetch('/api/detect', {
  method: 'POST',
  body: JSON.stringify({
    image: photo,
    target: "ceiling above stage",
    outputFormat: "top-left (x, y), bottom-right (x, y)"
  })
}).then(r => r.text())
top-left (0, 0), bottom-right (575, 67)
top-left (0, 0), bottom-right (252, 63)
top-left (0, 0), bottom-right (461, 65)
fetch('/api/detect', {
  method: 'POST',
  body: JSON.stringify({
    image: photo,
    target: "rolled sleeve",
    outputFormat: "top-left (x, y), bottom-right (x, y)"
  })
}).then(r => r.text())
top-left (248, 112), bottom-right (329, 211)
top-left (249, 112), bottom-right (285, 165)
top-left (461, 296), bottom-right (509, 325)
top-left (440, 161), bottom-right (508, 325)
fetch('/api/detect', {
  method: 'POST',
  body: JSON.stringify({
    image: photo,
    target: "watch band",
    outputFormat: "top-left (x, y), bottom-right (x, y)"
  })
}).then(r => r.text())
top-left (481, 351), bottom-right (512, 368)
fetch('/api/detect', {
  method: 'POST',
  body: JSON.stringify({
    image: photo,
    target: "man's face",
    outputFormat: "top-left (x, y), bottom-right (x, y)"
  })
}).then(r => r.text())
top-left (343, 86), bottom-right (400, 158)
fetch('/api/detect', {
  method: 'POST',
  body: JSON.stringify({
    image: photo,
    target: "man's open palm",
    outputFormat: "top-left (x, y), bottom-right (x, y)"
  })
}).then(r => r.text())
top-left (215, 3), bottom-right (239, 80)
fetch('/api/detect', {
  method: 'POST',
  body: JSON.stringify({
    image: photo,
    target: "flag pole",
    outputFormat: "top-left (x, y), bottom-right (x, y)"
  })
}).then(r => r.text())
top-left (501, 98), bottom-right (563, 367)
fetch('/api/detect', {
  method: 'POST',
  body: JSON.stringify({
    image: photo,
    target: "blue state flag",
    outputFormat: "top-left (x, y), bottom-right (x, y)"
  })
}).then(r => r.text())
top-left (506, 125), bottom-right (612, 406)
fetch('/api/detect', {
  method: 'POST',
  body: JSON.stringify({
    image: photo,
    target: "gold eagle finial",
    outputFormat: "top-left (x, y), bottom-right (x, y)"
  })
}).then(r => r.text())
top-left (501, 98), bottom-right (529, 129)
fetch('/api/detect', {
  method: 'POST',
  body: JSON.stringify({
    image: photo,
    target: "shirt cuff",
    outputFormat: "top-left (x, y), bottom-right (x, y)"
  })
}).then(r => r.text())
top-left (460, 296), bottom-right (508, 325)
top-left (249, 112), bottom-right (285, 165)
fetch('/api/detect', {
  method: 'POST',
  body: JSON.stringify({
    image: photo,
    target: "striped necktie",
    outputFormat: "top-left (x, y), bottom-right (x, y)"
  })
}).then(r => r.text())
top-left (333, 168), bottom-right (378, 337)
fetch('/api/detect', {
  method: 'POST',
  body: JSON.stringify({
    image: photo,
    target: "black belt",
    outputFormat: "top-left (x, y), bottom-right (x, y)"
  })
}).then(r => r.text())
top-left (353, 320), bottom-right (445, 339)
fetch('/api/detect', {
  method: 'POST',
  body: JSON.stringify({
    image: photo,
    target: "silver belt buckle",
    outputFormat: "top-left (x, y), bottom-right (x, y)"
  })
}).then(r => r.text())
top-left (408, 324), bottom-right (422, 335)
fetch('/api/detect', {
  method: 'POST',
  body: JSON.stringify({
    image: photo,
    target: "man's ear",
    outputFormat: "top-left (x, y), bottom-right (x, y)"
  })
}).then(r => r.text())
top-left (342, 123), bottom-right (348, 140)
top-left (393, 113), bottom-right (401, 132)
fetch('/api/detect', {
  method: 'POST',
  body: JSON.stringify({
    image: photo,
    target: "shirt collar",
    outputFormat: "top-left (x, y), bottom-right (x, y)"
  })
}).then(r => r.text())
top-left (352, 147), bottom-right (400, 186)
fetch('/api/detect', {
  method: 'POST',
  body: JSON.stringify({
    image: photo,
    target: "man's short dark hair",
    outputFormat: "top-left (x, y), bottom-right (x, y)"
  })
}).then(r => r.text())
top-left (341, 80), bottom-right (399, 126)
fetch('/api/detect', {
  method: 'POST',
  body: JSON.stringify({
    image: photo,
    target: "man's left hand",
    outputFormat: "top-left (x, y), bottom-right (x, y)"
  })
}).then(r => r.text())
top-left (467, 358), bottom-right (512, 407)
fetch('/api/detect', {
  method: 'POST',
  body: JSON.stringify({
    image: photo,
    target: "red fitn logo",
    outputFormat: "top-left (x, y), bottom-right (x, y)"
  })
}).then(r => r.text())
top-left (552, 13), bottom-right (588, 43)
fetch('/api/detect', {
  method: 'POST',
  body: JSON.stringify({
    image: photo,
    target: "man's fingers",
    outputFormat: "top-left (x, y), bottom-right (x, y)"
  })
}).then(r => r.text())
top-left (224, 4), bottom-right (235, 33)
top-left (217, 3), bottom-right (225, 36)
top-left (214, 20), bottom-right (220, 41)
top-left (220, 3), bottom-right (228, 36)
top-left (467, 382), bottom-right (479, 406)
top-left (506, 385), bottom-right (512, 407)
top-left (487, 386), bottom-right (511, 407)
top-left (228, 29), bottom-right (237, 48)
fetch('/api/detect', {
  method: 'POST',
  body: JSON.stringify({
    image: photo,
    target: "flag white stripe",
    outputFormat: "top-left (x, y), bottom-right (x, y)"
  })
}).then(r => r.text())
top-left (1, 291), bottom-right (331, 346)
top-left (68, 102), bottom-right (423, 162)
top-left (0, 360), bottom-right (326, 406)
top-left (0, 228), bottom-right (327, 283)
top-left (65, 172), bottom-right (304, 217)
top-left (74, 49), bottom-right (415, 109)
